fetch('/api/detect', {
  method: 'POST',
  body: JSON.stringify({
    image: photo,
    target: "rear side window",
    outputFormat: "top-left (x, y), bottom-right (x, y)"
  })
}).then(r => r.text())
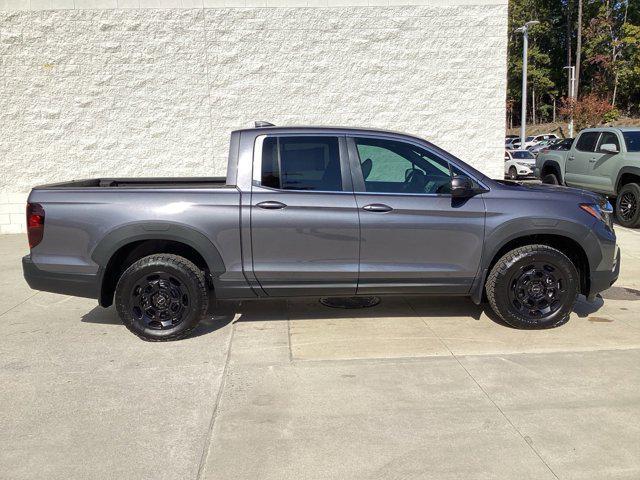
top-left (575, 132), bottom-right (600, 152)
top-left (623, 132), bottom-right (640, 152)
top-left (261, 136), bottom-right (342, 191)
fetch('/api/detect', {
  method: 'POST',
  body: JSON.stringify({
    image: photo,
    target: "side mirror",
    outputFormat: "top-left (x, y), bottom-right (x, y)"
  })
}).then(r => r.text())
top-left (451, 175), bottom-right (474, 197)
top-left (600, 143), bottom-right (619, 154)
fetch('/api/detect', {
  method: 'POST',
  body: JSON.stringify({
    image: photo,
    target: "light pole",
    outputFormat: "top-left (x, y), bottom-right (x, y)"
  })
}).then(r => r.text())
top-left (563, 65), bottom-right (575, 137)
top-left (515, 20), bottom-right (539, 148)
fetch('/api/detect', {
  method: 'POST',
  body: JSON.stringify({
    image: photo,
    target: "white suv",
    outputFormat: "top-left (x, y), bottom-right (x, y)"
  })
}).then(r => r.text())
top-left (505, 149), bottom-right (536, 179)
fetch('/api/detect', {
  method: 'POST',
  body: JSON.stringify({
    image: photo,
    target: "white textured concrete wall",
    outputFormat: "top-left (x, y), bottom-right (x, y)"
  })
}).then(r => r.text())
top-left (0, 2), bottom-right (507, 233)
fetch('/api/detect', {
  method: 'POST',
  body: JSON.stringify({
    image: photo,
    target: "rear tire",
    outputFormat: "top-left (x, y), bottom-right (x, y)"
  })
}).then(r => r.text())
top-left (615, 183), bottom-right (640, 228)
top-left (542, 173), bottom-right (559, 185)
top-left (486, 245), bottom-right (578, 329)
top-left (115, 254), bottom-right (209, 341)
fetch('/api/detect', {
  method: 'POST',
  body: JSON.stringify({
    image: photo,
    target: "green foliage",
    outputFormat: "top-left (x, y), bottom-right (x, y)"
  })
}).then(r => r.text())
top-left (604, 107), bottom-right (621, 123)
top-left (508, 0), bottom-right (640, 126)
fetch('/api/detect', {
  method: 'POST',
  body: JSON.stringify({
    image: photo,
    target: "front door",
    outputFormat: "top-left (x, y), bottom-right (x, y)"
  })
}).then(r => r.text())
top-left (565, 131), bottom-right (601, 187)
top-left (250, 135), bottom-right (360, 296)
top-left (347, 136), bottom-right (486, 295)
top-left (589, 131), bottom-right (622, 194)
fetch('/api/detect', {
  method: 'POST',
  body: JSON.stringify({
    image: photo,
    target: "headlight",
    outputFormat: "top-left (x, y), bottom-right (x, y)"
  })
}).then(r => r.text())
top-left (516, 162), bottom-right (533, 167)
top-left (580, 200), bottom-right (614, 229)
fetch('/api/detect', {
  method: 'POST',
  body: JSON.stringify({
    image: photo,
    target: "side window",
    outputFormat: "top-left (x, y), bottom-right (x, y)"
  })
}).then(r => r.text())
top-left (575, 132), bottom-right (600, 152)
top-left (597, 132), bottom-right (620, 152)
top-left (260, 136), bottom-right (342, 192)
top-left (353, 137), bottom-right (453, 194)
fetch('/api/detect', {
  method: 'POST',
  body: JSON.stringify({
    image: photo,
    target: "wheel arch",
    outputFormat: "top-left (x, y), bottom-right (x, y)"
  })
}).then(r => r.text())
top-left (92, 222), bottom-right (225, 307)
top-left (471, 230), bottom-right (591, 304)
top-left (615, 167), bottom-right (640, 194)
top-left (540, 160), bottom-right (563, 183)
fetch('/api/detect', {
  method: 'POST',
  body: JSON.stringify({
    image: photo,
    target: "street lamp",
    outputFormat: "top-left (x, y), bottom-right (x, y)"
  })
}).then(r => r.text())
top-left (563, 65), bottom-right (576, 137)
top-left (515, 20), bottom-right (539, 148)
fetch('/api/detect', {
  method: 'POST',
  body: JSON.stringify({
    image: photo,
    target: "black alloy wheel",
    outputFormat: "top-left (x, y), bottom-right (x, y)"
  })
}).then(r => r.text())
top-left (486, 244), bottom-right (578, 329)
top-left (130, 272), bottom-right (189, 330)
top-left (115, 254), bottom-right (209, 341)
top-left (616, 183), bottom-right (640, 228)
top-left (507, 261), bottom-right (567, 320)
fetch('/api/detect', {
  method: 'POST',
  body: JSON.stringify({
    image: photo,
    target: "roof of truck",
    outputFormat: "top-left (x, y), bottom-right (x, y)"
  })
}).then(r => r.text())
top-left (232, 124), bottom-right (413, 136)
top-left (580, 126), bottom-right (640, 132)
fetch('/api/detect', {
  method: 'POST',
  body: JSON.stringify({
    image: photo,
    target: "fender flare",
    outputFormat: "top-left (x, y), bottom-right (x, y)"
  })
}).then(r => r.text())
top-left (91, 221), bottom-right (226, 275)
top-left (614, 166), bottom-right (640, 194)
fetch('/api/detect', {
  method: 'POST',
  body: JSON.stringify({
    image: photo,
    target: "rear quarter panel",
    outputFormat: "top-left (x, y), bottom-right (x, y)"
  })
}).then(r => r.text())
top-left (28, 187), bottom-right (242, 288)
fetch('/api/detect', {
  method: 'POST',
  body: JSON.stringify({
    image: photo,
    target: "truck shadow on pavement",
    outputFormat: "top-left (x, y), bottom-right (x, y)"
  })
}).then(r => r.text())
top-left (81, 292), bottom-right (613, 338)
top-left (80, 305), bottom-right (236, 339)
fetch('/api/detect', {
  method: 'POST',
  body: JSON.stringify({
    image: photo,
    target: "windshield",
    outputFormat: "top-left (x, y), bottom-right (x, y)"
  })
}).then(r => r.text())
top-left (512, 151), bottom-right (534, 159)
top-left (623, 132), bottom-right (640, 152)
top-left (525, 136), bottom-right (534, 142)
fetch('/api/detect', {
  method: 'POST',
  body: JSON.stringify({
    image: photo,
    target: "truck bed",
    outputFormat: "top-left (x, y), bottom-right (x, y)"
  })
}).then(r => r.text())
top-left (33, 177), bottom-right (229, 189)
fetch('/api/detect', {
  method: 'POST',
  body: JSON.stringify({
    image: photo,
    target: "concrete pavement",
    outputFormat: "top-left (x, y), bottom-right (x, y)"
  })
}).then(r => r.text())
top-left (1, 229), bottom-right (639, 479)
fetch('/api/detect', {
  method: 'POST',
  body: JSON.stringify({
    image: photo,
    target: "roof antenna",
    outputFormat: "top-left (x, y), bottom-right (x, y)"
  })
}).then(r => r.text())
top-left (254, 121), bottom-right (275, 128)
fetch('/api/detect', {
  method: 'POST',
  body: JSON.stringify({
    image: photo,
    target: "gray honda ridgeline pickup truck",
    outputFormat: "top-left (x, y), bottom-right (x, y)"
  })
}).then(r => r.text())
top-left (23, 125), bottom-right (620, 341)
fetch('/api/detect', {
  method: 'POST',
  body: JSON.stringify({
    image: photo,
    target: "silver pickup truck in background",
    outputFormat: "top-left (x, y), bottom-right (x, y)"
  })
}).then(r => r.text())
top-left (23, 125), bottom-right (619, 341)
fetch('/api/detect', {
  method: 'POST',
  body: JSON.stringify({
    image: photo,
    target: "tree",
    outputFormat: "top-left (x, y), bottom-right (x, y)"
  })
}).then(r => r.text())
top-left (507, 0), bottom-right (640, 128)
top-left (559, 94), bottom-right (614, 130)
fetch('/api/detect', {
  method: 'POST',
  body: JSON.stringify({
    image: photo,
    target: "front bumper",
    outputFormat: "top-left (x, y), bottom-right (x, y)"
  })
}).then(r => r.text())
top-left (588, 245), bottom-right (620, 300)
top-left (22, 255), bottom-right (100, 299)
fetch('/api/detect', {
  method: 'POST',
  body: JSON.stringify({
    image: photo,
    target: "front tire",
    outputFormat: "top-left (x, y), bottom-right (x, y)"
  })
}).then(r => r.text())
top-left (486, 245), bottom-right (578, 329)
top-left (508, 166), bottom-right (518, 180)
top-left (115, 254), bottom-right (209, 341)
top-left (615, 183), bottom-right (640, 228)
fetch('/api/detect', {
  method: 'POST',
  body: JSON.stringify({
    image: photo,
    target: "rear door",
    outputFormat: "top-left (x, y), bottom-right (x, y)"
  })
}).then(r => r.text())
top-left (347, 135), bottom-right (486, 295)
top-left (250, 135), bottom-right (360, 296)
top-left (565, 131), bottom-right (601, 187)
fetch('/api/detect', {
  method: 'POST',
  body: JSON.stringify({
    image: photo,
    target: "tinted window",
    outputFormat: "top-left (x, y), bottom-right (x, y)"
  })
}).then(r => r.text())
top-left (261, 136), bottom-right (342, 191)
top-left (623, 132), bottom-right (640, 152)
top-left (512, 151), bottom-right (534, 159)
top-left (551, 138), bottom-right (573, 150)
top-left (354, 137), bottom-right (453, 194)
top-left (575, 132), bottom-right (600, 152)
top-left (597, 132), bottom-right (620, 152)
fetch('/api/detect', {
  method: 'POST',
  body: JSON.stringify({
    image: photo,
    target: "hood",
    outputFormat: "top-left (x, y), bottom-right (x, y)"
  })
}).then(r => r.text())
top-left (494, 180), bottom-right (605, 203)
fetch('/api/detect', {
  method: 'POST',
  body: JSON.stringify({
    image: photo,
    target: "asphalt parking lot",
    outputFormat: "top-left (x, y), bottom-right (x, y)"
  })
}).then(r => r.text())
top-left (2, 229), bottom-right (640, 480)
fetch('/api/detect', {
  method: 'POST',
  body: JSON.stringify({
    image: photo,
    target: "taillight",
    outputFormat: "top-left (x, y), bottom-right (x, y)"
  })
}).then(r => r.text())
top-left (26, 203), bottom-right (45, 249)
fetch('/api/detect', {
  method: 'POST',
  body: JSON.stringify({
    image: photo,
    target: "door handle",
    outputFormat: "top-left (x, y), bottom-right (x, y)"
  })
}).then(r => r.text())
top-left (589, 158), bottom-right (597, 163)
top-left (256, 201), bottom-right (287, 210)
top-left (568, 156), bottom-right (575, 161)
top-left (362, 203), bottom-right (393, 213)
